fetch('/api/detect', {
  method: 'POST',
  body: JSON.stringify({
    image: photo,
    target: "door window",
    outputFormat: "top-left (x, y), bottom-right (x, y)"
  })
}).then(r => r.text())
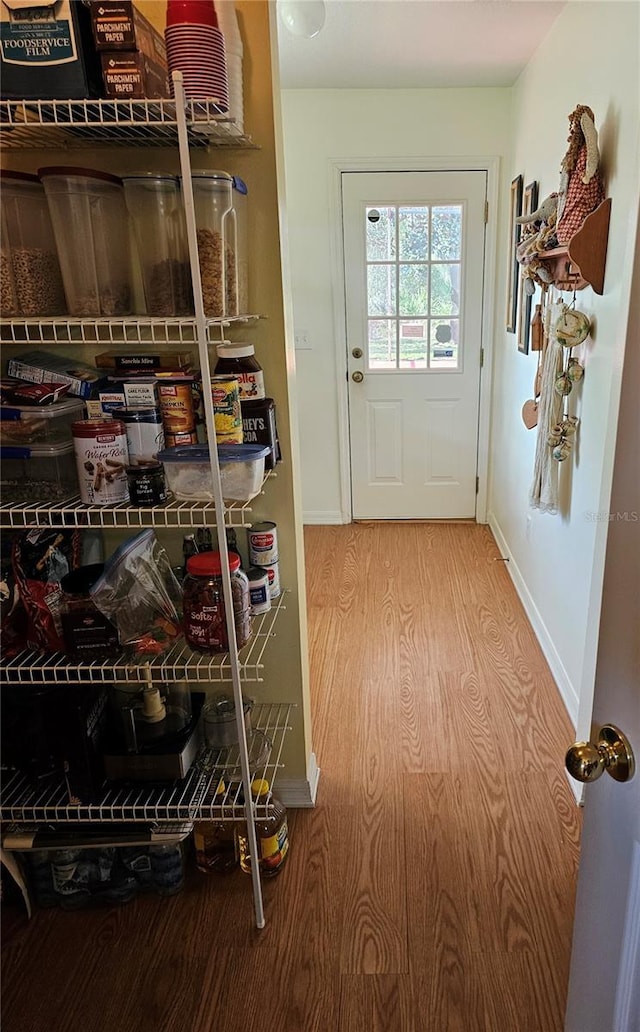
top-left (365, 203), bottom-right (463, 371)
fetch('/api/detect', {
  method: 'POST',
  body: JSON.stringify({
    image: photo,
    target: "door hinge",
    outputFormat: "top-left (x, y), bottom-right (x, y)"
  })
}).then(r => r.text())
top-left (484, 200), bottom-right (489, 223)
top-left (476, 476), bottom-right (480, 494)
top-left (480, 347), bottom-right (484, 368)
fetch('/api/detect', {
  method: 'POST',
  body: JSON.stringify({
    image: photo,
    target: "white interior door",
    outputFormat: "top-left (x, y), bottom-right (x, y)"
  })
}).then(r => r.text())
top-left (564, 221), bottom-right (640, 1032)
top-left (342, 170), bottom-right (486, 519)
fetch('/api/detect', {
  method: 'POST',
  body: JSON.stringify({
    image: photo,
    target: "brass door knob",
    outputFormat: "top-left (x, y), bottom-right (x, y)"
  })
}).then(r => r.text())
top-left (352, 348), bottom-right (363, 359)
top-left (565, 724), bottom-right (635, 784)
top-left (352, 371), bottom-right (364, 383)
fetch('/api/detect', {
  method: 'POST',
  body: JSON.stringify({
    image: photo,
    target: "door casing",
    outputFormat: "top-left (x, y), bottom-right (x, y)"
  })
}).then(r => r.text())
top-left (328, 155), bottom-right (501, 523)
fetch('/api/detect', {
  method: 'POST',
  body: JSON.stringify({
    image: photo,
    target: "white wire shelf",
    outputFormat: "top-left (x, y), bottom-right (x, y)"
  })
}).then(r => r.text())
top-left (0, 477), bottom-right (275, 530)
top-left (0, 591), bottom-right (287, 686)
top-left (0, 315), bottom-right (260, 345)
top-left (0, 96), bottom-right (255, 150)
top-left (0, 703), bottom-right (292, 826)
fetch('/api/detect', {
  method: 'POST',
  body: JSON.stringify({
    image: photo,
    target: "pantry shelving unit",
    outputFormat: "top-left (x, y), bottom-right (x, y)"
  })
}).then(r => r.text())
top-left (0, 471), bottom-right (274, 529)
top-left (0, 315), bottom-right (260, 345)
top-left (0, 72), bottom-right (286, 929)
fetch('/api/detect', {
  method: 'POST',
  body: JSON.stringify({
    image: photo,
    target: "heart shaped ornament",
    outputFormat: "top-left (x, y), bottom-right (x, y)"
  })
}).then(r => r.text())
top-left (522, 399), bottom-right (539, 429)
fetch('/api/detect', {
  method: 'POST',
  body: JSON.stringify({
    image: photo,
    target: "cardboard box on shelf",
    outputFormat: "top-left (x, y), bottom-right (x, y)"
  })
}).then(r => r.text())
top-left (100, 50), bottom-right (167, 98)
top-left (0, 0), bottom-right (103, 99)
top-left (92, 1), bottom-right (168, 98)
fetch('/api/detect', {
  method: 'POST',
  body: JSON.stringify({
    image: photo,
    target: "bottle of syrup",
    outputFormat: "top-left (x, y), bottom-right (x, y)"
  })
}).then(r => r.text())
top-left (237, 778), bottom-right (289, 877)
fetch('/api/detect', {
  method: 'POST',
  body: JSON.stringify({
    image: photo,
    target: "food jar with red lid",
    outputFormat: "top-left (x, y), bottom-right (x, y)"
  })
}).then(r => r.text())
top-left (183, 550), bottom-right (251, 653)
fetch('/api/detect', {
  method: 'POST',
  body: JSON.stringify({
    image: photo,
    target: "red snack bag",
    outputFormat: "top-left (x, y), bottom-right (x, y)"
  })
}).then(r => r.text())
top-left (12, 529), bottom-right (81, 653)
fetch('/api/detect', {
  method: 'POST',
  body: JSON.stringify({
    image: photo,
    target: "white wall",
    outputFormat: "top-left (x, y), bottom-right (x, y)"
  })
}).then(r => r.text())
top-left (488, 0), bottom-right (640, 733)
top-left (280, 1), bottom-right (639, 737)
top-left (280, 86), bottom-right (511, 522)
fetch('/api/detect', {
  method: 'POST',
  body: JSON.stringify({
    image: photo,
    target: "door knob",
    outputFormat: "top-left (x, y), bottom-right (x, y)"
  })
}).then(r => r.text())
top-left (352, 371), bottom-right (364, 383)
top-left (352, 348), bottom-right (363, 359)
top-left (565, 724), bottom-right (635, 784)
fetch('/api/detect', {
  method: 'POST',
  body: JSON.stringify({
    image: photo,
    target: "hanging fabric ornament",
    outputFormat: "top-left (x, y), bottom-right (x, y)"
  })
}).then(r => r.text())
top-left (567, 357), bottom-right (585, 382)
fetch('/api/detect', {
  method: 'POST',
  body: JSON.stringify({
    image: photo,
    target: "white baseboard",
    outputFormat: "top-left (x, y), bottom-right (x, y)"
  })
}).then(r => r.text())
top-left (303, 510), bottom-right (348, 525)
top-left (274, 752), bottom-right (320, 808)
top-left (488, 512), bottom-right (579, 729)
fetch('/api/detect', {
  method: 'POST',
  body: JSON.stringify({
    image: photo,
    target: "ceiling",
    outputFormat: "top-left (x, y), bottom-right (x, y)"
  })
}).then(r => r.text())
top-left (276, 0), bottom-right (566, 90)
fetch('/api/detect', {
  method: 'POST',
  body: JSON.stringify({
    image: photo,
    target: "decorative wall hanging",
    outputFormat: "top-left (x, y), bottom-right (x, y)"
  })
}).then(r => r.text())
top-left (530, 292), bottom-right (565, 513)
top-left (506, 174), bottom-right (523, 332)
top-left (517, 180), bottom-right (539, 354)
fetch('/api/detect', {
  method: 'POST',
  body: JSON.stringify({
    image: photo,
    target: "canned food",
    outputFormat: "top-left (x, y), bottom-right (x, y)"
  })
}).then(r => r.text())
top-left (263, 560), bottom-right (281, 600)
top-left (211, 374), bottom-right (243, 444)
top-left (158, 380), bottom-right (197, 437)
top-left (72, 418), bottom-right (129, 505)
top-left (247, 566), bottom-right (271, 615)
top-left (113, 406), bottom-right (165, 464)
top-left (165, 429), bottom-right (199, 448)
top-left (248, 521), bottom-right (278, 566)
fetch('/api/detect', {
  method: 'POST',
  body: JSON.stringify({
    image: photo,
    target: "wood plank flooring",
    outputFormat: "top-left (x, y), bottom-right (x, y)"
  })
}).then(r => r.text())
top-left (1, 523), bottom-right (581, 1032)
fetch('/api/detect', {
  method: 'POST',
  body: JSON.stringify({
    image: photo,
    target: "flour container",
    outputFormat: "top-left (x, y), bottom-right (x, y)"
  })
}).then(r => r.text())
top-left (122, 174), bottom-right (193, 317)
top-left (189, 171), bottom-right (238, 317)
top-left (0, 170), bottom-right (66, 317)
top-left (39, 167), bottom-right (133, 317)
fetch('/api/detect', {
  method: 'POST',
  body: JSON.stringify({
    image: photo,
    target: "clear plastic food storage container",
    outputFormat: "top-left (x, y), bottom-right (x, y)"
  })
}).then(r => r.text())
top-left (0, 397), bottom-right (85, 446)
top-left (122, 174), bottom-right (193, 317)
top-left (0, 170), bottom-right (66, 317)
top-left (189, 171), bottom-right (238, 318)
top-left (0, 442), bottom-right (77, 503)
top-left (39, 166), bottom-right (133, 317)
top-left (157, 443), bottom-right (269, 501)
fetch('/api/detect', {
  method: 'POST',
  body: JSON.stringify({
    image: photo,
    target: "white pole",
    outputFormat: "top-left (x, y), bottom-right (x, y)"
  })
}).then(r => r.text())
top-left (173, 73), bottom-right (265, 930)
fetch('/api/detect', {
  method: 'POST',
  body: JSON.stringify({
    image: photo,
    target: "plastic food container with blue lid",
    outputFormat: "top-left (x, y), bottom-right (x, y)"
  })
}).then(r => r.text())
top-left (157, 443), bottom-right (270, 502)
top-left (1, 441), bottom-right (77, 502)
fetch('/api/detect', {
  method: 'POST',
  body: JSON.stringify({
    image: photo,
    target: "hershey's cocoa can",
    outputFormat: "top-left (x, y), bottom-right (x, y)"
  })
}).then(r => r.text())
top-left (248, 521), bottom-right (278, 566)
top-left (263, 560), bottom-right (281, 600)
top-left (247, 566), bottom-right (271, 615)
top-left (72, 419), bottom-right (129, 505)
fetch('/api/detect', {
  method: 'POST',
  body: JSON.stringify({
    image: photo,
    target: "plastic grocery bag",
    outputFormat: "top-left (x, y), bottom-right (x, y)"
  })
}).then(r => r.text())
top-left (90, 530), bottom-right (182, 661)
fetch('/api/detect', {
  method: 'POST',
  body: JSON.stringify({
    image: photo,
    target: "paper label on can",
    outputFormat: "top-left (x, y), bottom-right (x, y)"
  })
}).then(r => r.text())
top-left (74, 431), bottom-right (129, 504)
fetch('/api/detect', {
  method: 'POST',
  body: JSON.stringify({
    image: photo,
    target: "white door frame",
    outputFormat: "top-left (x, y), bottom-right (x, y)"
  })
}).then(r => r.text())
top-left (328, 156), bottom-right (500, 524)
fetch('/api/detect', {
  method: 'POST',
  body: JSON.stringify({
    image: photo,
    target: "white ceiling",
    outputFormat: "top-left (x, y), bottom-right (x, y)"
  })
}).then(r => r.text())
top-left (277, 0), bottom-right (566, 90)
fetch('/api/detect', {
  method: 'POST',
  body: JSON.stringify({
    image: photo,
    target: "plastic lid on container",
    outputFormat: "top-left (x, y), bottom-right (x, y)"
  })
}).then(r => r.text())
top-left (157, 443), bottom-right (269, 464)
top-left (0, 169), bottom-right (40, 184)
top-left (0, 441), bottom-right (74, 459)
top-left (190, 170), bottom-right (233, 182)
top-left (72, 419), bottom-right (125, 437)
top-left (113, 406), bottom-right (162, 423)
top-left (126, 460), bottom-right (163, 475)
top-left (251, 778), bottom-right (270, 798)
top-left (215, 343), bottom-right (255, 358)
top-left (186, 550), bottom-right (241, 576)
top-left (232, 176), bottom-right (248, 195)
top-left (121, 173), bottom-right (179, 182)
top-left (37, 166), bottom-right (123, 186)
top-left (0, 397), bottom-right (85, 419)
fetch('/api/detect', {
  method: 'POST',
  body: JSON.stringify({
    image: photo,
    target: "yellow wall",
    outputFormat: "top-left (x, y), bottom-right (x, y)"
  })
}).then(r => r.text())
top-left (1, 2), bottom-right (314, 791)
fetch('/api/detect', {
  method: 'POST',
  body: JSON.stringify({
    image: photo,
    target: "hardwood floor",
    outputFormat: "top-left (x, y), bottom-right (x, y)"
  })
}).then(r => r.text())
top-left (1, 523), bottom-right (581, 1032)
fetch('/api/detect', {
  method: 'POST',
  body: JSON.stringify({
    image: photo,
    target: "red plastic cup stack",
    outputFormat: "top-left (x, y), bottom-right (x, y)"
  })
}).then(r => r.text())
top-left (165, 0), bottom-right (229, 108)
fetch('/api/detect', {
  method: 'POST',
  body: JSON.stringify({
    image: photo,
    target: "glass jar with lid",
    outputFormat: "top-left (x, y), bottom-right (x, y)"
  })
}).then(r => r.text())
top-left (122, 173), bottom-right (193, 317)
top-left (0, 170), bottom-right (66, 317)
top-left (183, 550), bottom-right (251, 654)
top-left (189, 171), bottom-right (238, 318)
top-left (214, 341), bottom-right (265, 402)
